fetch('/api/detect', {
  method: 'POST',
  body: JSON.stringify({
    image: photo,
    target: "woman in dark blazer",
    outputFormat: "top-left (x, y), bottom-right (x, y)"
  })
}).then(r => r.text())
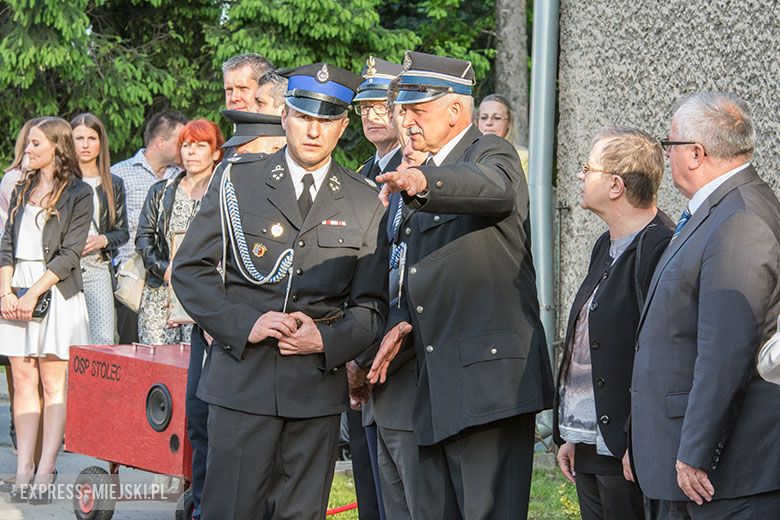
top-left (554, 128), bottom-right (673, 520)
top-left (71, 113), bottom-right (129, 344)
top-left (0, 117), bottom-right (93, 502)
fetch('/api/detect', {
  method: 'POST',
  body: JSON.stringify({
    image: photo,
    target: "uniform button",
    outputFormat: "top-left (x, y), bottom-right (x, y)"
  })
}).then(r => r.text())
top-left (405, 227), bottom-right (412, 236)
top-left (331, 367), bottom-right (338, 373)
top-left (262, 228), bottom-right (267, 234)
top-left (635, 341), bottom-right (640, 352)
top-left (338, 238), bottom-right (344, 244)
top-left (224, 345), bottom-right (232, 350)
top-left (425, 345), bottom-right (434, 353)
top-left (589, 301), bottom-right (599, 311)
top-left (712, 455), bottom-right (720, 462)
top-left (599, 415), bottom-right (610, 425)
top-left (291, 294), bottom-right (299, 302)
top-left (596, 377), bottom-right (605, 388)
top-left (435, 180), bottom-right (443, 189)
top-left (415, 305), bottom-right (424, 314)
top-left (297, 240), bottom-right (305, 247)
top-left (590, 340), bottom-right (600, 349)
top-left (710, 463), bottom-right (718, 470)
top-left (490, 348), bottom-right (497, 355)
top-left (717, 442), bottom-right (724, 448)
top-left (433, 215), bottom-right (440, 222)
top-left (409, 267), bottom-right (417, 275)
top-left (295, 268), bottom-right (303, 275)
top-left (602, 271), bottom-right (609, 280)
top-left (715, 448), bottom-right (722, 455)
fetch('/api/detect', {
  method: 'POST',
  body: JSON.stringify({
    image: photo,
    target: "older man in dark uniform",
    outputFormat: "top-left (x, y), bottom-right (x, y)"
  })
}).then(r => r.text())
top-left (172, 63), bottom-right (389, 520)
top-left (368, 51), bottom-right (555, 520)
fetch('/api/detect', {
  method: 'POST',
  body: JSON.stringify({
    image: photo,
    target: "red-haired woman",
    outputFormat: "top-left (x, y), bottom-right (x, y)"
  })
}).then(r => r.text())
top-left (135, 119), bottom-right (224, 344)
top-left (70, 113), bottom-right (129, 344)
top-left (0, 117), bottom-right (92, 502)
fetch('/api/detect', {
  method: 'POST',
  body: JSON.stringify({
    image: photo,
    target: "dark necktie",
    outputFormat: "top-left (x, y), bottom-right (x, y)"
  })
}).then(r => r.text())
top-left (368, 160), bottom-right (381, 181)
top-left (298, 173), bottom-right (315, 219)
top-left (673, 208), bottom-right (692, 237)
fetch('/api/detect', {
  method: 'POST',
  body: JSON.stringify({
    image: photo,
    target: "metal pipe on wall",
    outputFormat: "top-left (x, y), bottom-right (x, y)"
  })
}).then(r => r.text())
top-left (528, 0), bottom-right (560, 366)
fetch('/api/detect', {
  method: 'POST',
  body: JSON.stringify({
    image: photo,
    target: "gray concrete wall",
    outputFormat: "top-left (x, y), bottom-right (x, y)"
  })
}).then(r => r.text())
top-left (554, 1), bottom-right (780, 343)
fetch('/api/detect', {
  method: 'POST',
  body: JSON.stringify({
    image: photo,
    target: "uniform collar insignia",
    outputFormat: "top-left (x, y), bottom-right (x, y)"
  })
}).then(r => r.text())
top-left (327, 174), bottom-right (341, 192)
top-left (270, 164), bottom-right (285, 182)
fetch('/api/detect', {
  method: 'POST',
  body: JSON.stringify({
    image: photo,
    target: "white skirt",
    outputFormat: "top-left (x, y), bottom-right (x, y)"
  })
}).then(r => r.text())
top-left (0, 260), bottom-right (90, 360)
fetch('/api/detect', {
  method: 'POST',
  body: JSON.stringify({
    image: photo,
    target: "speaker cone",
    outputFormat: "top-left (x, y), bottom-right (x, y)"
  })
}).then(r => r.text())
top-left (146, 383), bottom-right (173, 432)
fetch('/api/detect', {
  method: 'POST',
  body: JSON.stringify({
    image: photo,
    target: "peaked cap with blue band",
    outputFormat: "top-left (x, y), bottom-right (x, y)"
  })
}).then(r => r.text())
top-left (221, 110), bottom-right (285, 148)
top-left (395, 51), bottom-right (476, 105)
top-left (354, 56), bottom-right (404, 103)
top-left (278, 63), bottom-right (362, 119)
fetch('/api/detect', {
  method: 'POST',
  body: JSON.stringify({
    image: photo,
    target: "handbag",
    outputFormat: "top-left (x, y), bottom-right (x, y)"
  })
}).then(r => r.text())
top-left (114, 251), bottom-right (146, 313)
top-left (114, 178), bottom-right (174, 313)
top-left (757, 315), bottom-right (780, 385)
top-left (11, 287), bottom-right (52, 318)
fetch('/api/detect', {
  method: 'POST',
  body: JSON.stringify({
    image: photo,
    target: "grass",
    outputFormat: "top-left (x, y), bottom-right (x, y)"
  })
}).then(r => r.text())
top-left (327, 459), bottom-right (580, 519)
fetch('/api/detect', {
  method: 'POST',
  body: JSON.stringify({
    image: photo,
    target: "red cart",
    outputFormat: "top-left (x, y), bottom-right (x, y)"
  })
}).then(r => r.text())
top-left (65, 343), bottom-right (193, 520)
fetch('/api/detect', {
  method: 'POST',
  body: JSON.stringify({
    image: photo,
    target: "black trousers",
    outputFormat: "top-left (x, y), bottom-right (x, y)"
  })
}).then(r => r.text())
top-left (115, 298), bottom-right (138, 344)
top-left (186, 326), bottom-right (209, 519)
top-left (347, 409), bottom-right (385, 520)
top-left (572, 443), bottom-right (645, 520)
top-left (201, 405), bottom-right (340, 520)
top-left (416, 413), bottom-right (535, 520)
top-left (668, 488), bottom-right (780, 520)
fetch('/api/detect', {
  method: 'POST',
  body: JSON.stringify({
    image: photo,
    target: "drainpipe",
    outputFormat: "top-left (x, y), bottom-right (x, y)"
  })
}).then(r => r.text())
top-left (528, 0), bottom-right (560, 442)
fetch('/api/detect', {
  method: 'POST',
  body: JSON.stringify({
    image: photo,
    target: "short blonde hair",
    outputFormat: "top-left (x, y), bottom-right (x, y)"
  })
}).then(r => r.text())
top-left (592, 127), bottom-right (663, 209)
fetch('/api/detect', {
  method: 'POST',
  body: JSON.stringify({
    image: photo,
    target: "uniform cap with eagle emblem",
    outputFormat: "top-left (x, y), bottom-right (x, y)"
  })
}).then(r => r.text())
top-left (277, 63), bottom-right (362, 119)
top-left (395, 51), bottom-right (476, 105)
top-left (354, 56), bottom-right (403, 103)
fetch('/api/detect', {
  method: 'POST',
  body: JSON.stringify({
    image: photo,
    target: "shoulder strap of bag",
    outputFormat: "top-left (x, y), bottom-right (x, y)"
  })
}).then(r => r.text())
top-left (633, 223), bottom-right (657, 311)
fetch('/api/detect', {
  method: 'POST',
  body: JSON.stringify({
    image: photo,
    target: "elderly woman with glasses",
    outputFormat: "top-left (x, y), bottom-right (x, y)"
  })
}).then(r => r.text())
top-left (554, 127), bottom-right (674, 520)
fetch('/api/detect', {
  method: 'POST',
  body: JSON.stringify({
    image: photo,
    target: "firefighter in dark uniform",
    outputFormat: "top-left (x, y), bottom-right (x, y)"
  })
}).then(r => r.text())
top-left (172, 63), bottom-right (389, 520)
top-left (183, 109), bottom-right (286, 520)
top-left (367, 51), bottom-right (555, 520)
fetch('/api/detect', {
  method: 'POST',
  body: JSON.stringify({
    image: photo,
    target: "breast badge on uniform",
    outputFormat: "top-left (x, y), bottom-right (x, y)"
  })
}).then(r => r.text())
top-left (252, 243), bottom-right (268, 258)
top-left (271, 223), bottom-right (284, 238)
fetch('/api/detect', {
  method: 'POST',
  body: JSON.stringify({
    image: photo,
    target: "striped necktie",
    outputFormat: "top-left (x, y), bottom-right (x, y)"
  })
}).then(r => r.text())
top-left (673, 208), bottom-right (692, 238)
top-left (389, 195), bottom-right (406, 270)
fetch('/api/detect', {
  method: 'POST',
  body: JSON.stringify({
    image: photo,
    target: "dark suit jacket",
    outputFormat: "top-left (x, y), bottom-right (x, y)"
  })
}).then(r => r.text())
top-left (0, 177), bottom-right (93, 299)
top-left (356, 148), bottom-right (417, 431)
top-left (385, 125), bottom-right (554, 445)
top-left (171, 148), bottom-right (389, 418)
top-left (553, 212), bottom-right (673, 464)
top-left (632, 165), bottom-right (780, 500)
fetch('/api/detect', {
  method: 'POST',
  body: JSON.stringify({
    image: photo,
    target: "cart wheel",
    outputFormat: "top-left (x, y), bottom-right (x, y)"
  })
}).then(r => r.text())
top-left (175, 488), bottom-right (194, 520)
top-left (73, 466), bottom-right (116, 520)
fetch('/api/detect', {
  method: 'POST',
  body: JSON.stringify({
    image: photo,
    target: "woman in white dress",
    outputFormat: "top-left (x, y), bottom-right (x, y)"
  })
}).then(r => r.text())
top-left (0, 117), bottom-right (92, 502)
top-left (70, 113), bottom-right (129, 344)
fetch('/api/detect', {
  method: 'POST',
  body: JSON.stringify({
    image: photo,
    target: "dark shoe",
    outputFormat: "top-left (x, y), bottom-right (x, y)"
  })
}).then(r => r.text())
top-left (0, 476), bottom-right (14, 493)
top-left (27, 469), bottom-right (57, 505)
top-left (9, 485), bottom-right (29, 503)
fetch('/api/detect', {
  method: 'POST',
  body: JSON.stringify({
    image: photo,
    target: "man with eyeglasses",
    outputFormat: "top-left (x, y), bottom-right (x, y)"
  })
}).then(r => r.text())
top-left (365, 50), bottom-right (554, 520)
top-left (632, 92), bottom-right (780, 519)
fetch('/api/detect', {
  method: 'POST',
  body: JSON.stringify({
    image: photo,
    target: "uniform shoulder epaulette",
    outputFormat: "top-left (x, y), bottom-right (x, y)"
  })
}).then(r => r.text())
top-left (341, 166), bottom-right (380, 192)
top-left (227, 152), bottom-right (268, 164)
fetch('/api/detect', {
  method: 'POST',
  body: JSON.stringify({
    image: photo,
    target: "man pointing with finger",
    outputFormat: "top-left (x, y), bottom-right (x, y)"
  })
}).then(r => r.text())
top-left (368, 51), bottom-right (554, 520)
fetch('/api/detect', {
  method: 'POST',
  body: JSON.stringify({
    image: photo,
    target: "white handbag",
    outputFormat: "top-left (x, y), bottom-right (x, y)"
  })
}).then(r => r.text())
top-left (757, 315), bottom-right (780, 385)
top-left (114, 251), bottom-right (146, 313)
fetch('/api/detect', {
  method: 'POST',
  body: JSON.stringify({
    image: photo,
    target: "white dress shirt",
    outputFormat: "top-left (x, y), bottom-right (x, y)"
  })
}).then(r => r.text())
top-left (285, 149), bottom-right (331, 201)
top-left (688, 162), bottom-right (751, 215)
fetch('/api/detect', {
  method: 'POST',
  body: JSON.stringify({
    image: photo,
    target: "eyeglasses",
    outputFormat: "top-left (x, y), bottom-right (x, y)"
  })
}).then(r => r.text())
top-left (355, 103), bottom-right (389, 117)
top-left (580, 163), bottom-right (629, 187)
top-left (659, 138), bottom-right (707, 155)
top-left (478, 114), bottom-right (508, 123)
